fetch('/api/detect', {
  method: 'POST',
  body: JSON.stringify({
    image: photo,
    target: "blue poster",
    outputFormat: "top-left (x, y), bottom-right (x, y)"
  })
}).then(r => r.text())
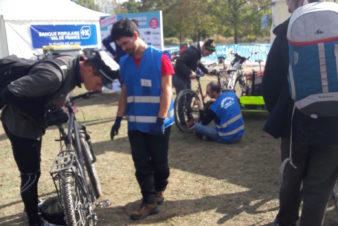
top-left (116, 11), bottom-right (161, 30)
top-left (100, 11), bottom-right (164, 50)
top-left (30, 24), bottom-right (98, 49)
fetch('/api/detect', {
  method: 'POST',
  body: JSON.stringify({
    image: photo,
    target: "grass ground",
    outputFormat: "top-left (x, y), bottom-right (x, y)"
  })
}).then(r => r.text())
top-left (0, 77), bottom-right (337, 226)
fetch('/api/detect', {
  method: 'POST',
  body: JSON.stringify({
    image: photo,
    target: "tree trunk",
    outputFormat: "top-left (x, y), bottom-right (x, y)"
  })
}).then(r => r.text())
top-left (234, 23), bottom-right (239, 44)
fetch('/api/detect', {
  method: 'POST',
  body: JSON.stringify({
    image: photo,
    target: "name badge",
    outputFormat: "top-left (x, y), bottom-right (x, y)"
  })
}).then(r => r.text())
top-left (141, 79), bottom-right (152, 87)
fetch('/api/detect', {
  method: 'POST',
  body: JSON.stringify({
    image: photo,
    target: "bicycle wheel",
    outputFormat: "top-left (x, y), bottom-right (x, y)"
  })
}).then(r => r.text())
top-left (80, 136), bottom-right (102, 199)
top-left (234, 75), bottom-right (246, 98)
top-left (60, 170), bottom-right (96, 226)
top-left (174, 89), bottom-right (200, 133)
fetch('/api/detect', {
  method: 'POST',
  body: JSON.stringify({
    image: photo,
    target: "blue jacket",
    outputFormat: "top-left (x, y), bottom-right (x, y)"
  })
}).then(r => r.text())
top-left (210, 92), bottom-right (244, 141)
top-left (120, 47), bottom-right (174, 133)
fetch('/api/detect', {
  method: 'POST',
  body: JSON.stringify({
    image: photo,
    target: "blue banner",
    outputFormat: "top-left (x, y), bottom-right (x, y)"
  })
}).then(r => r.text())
top-left (30, 24), bottom-right (98, 49)
top-left (165, 44), bottom-right (271, 65)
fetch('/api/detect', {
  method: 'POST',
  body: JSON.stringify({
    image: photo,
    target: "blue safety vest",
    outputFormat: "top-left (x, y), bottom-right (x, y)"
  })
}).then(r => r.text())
top-left (120, 47), bottom-right (174, 133)
top-left (210, 92), bottom-right (245, 141)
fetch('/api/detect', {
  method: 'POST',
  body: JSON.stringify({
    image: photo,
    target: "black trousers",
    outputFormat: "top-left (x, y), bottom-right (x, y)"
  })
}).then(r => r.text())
top-left (277, 138), bottom-right (338, 226)
top-left (128, 127), bottom-right (171, 204)
top-left (3, 124), bottom-right (41, 225)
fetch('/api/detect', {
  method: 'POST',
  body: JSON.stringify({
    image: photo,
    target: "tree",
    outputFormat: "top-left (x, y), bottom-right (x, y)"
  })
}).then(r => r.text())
top-left (212, 0), bottom-right (270, 43)
top-left (76, 0), bottom-right (100, 11)
top-left (121, 0), bottom-right (141, 13)
top-left (114, 0), bottom-right (271, 43)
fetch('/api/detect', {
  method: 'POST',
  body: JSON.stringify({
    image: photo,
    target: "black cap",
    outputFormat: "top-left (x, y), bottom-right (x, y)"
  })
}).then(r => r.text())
top-left (88, 50), bottom-right (120, 85)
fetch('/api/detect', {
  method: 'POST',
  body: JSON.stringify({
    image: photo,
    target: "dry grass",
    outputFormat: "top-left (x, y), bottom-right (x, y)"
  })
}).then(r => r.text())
top-left (0, 78), bottom-right (337, 226)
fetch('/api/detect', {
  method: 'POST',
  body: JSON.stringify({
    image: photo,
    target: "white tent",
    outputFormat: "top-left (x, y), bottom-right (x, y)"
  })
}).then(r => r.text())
top-left (0, 0), bottom-right (107, 59)
top-left (270, 0), bottom-right (290, 42)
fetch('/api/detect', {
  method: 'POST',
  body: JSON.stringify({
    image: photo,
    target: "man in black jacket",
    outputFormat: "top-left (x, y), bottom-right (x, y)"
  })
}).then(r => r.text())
top-left (0, 50), bottom-right (118, 226)
top-left (174, 39), bottom-right (215, 93)
top-left (174, 39), bottom-right (216, 126)
top-left (263, 0), bottom-right (338, 225)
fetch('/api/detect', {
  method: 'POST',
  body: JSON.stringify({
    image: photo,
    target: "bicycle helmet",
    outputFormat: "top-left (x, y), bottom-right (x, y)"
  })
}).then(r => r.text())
top-left (87, 49), bottom-right (120, 85)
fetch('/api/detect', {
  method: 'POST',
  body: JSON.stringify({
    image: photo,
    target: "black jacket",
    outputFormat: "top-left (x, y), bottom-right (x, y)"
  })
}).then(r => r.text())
top-left (262, 19), bottom-right (338, 144)
top-left (1, 56), bottom-right (81, 139)
top-left (174, 45), bottom-right (208, 82)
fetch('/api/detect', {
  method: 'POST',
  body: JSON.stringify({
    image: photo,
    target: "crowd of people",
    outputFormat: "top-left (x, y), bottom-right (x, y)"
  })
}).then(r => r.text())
top-left (0, 0), bottom-right (337, 225)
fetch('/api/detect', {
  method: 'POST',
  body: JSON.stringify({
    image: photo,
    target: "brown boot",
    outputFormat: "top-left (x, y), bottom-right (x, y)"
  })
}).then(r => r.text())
top-left (130, 203), bottom-right (159, 220)
top-left (155, 192), bottom-right (164, 205)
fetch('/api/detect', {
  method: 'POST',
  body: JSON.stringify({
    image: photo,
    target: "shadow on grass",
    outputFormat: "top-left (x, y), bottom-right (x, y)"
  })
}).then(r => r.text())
top-left (91, 116), bottom-right (281, 224)
top-left (0, 191), bottom-right (57, 225)
top-left (0, 191), bottom-right (57, 211)
top-left (0, 213), bottom-right (27, 226)
top-left (96, 190), bottom-right (278, 225)
top-left (0, 132), bottom-right (8, 142)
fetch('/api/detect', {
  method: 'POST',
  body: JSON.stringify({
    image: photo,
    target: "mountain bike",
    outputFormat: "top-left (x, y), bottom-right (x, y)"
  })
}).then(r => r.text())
top-left (221, 51), bottom-right (258, 98)
top-left (174, 67), bottom-right (225, 133)
top-left (49, 91), bottom-right (101, 226)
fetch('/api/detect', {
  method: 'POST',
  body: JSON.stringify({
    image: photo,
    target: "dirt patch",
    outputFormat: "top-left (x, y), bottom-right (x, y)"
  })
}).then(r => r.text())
top-left (0, 87), bottom-right (337, 226)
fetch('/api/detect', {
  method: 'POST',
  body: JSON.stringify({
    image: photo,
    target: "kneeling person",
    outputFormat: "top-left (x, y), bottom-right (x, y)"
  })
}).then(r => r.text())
top-left (194, 82), bottom-right (244, 143)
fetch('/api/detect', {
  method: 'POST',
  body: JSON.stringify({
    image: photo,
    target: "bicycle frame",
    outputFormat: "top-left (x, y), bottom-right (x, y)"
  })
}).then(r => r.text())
top-left (196, 76), bottom-right (206, 108)
top-left (50, 100), bottom-right (93, 205)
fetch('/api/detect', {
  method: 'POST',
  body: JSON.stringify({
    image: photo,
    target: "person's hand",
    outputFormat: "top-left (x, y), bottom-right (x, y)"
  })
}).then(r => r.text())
top-left (150, 118), bottom-right (165, 135)
top-left (193, 99), bottom-right (202, 109)
top-left (190, 71), bottom-right (196, 79)
top-left (110, 116), bottom-right (122, 140)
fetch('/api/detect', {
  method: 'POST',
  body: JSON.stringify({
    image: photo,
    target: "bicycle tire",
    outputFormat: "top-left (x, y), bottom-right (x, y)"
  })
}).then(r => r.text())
top-left (60, 170), bottom-right (95, 226)
top-left (233, 76), bottom-right (246, 98)
top-left (174, 89), bottom-right (200, 133)
top-left (80, 137), bottom-right (102, 199)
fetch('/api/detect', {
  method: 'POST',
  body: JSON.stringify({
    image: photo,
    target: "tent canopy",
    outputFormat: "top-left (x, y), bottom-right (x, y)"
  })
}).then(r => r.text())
top-left (0, 0), bottom-right (107, 58)
top-left (0, 0), bottom-right (104, 21)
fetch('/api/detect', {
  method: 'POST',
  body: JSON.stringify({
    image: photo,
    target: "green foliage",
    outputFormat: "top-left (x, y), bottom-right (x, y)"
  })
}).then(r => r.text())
top-left (122, 0), bottom-right (141, 13)
top-left (76, 0), bottom-right (100, 11)
top-left (164, 37), bottom-right (180, 46)
top-left (118, 0), bottom-right (272, 43)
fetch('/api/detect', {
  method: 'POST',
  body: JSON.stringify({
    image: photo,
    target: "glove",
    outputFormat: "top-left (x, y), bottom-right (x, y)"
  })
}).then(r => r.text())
top-left (110, 116), bottom-right (122, 140)
top-left (150, 117), bottom-right (165, 135)
top-left (44, 107), bottom-right (69, 127)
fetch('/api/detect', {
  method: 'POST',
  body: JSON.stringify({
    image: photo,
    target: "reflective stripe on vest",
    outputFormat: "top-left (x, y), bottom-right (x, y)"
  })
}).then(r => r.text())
top-left (127, 110), bottom-right (174, 124)
top-left (216, 113), bottom-right (242, 129)
top-left (218, 125), bottom-right (245, 137)
top-left (127, 96), bottom-right (161, 104)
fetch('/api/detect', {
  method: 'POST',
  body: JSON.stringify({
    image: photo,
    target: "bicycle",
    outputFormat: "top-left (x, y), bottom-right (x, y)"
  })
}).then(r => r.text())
top-left (49, 91), bottom-right (102, 226)
top-left (174, 67), bottom-right (224, 133)
top-left (220, 52), bottom-right (259, 98)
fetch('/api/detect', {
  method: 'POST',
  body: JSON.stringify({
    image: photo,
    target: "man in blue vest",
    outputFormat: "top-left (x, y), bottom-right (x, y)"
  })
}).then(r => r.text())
top-left (110, 18), bottom-right (175, 220)
top-left (194, 82), bottom-right (244, 143)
